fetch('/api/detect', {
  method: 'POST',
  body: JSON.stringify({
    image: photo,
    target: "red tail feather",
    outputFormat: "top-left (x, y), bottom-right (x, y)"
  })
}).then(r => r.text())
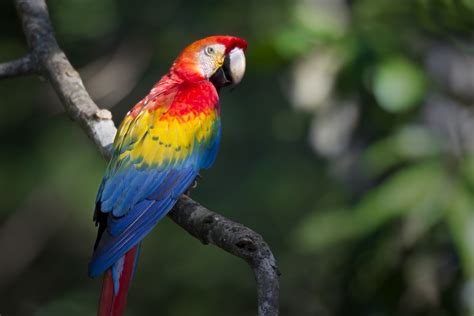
top-left (98, 246), bottom-right (138, 316)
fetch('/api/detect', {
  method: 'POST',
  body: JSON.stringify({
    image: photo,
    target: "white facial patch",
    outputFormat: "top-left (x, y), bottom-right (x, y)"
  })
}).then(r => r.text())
top-left (198, 43), bottom-right (226, 79)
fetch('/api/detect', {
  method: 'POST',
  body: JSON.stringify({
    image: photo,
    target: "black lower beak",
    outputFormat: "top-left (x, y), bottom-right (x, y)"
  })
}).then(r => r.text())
top-left (210, 55), bottom-right (232, 89)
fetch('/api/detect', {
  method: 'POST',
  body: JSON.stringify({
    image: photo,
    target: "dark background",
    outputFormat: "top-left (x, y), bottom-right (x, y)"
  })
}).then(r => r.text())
top-left (1, 0), bottom-right (473, 315)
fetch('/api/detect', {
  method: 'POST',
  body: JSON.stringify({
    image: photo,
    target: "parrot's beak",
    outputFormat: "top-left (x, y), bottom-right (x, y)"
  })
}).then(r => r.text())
top-left (210, 48), bottom-right (246, 88)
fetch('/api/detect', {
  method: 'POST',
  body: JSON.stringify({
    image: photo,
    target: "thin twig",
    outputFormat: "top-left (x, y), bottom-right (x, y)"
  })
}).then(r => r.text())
top-left (0, 54), bottom-right (37, 79)
top-left (5, 0), bottom-right (280, 314)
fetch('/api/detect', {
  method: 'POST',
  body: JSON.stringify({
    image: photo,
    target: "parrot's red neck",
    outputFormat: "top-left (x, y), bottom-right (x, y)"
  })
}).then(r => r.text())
top-left (127, 73), bottom-right (218, 119)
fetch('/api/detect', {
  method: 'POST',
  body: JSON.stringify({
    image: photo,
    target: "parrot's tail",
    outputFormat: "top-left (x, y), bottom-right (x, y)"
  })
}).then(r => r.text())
top-left (98, 244), bottom-right (140, 316)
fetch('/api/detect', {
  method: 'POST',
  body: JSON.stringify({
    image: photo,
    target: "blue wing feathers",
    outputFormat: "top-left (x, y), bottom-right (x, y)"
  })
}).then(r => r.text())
top-left (101, 169), bottom-right (132, 212)
top-left (106, 168), bottom-right (196, 238)
top-left (171, 169), bottom-right (198, 198)
top-left (89, 197), bottom-right (175, 277)
top-left (108, 200), bottom-right (154, 236)
top-left (89, 116), bottom-right (221, 278)
top-left (89, 164), bottom-right (199, 277)
top-left (112, 170), bottom-right (154, 217)
top-left (201, 122), bottom-right (221, 169)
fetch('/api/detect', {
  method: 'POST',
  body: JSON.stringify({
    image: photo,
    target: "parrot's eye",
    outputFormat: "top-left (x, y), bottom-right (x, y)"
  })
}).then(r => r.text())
top-left (205, 46), bottom-right (215, 56)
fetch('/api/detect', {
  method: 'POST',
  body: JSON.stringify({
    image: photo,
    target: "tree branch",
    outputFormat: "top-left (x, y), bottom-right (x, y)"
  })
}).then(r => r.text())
top-left (5, 0), bottom-right (280, 315)
top-left (15, 0), bottom-right (116, 159)
top-left (170, 197), bottom-right (280, 316)
top-left (0, 54), bottom-right (37, 79)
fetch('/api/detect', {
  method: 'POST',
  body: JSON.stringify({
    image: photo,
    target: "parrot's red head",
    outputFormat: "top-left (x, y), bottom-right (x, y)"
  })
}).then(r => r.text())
top-left (170, 35), bottom-right (247, 88)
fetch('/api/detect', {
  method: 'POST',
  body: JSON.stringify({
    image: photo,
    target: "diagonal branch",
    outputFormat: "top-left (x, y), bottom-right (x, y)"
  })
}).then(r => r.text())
top-left (4, 0), bottom-right (280, 315)
top-left (15, 0), bottom-right (116, 159)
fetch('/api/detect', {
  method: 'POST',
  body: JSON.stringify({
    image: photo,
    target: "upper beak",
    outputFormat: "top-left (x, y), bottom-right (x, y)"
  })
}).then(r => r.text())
top-left (210, 48), bottom-right (246, 88)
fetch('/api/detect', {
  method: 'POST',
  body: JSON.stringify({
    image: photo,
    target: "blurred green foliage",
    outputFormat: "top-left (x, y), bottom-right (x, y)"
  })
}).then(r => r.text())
top-left (372, 57), bottom-right (427, 113)
top-left (1, 0), bottom-right (473, 315)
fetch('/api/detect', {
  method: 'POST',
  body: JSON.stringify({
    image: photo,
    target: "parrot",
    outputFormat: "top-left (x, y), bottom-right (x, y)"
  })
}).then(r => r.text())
top-left (88, 35), bottom-right (247, 316)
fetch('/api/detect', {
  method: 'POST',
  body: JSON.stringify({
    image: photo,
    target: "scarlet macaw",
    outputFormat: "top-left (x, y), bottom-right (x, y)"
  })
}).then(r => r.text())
top-left (89, 35), bottom-right (247, 316)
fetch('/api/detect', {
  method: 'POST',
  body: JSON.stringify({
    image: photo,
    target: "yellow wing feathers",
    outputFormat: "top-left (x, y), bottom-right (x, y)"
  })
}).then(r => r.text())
top-left (114, 108), bottom-right (218, 169)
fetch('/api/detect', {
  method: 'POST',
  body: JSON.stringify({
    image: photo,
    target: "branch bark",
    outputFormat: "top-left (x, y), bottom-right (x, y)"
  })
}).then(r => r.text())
top-left (2, 0), bottom-right (280, 315)
top-left (170, 197), bottom-right (280, 316)
top-left (0, 54), bottom-right (37, 79)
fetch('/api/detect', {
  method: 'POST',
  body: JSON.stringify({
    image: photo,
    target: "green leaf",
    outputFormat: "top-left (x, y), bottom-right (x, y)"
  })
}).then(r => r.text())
top-left (445, 185), bottom-right (474, 278)
top-left (364, 125), bottom-right (441, 174)
top-left (461, 156), bottom-right (474, 189)
top-left (372, 57), bottom-right (427, 113)
top-left (295, 162), bottom-right (445, 251)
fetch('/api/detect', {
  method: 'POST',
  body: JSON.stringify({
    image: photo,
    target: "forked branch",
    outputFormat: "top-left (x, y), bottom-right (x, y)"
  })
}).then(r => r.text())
top-left (1, 1), bottom-right (280, 315)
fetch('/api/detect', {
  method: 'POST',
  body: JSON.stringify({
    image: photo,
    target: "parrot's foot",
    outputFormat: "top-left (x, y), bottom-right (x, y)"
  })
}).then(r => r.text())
top-left (185, 174), bottom-right (202, 196)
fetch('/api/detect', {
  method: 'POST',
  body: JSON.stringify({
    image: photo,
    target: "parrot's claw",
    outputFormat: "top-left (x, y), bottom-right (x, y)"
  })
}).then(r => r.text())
top-left (185, 174), bottom-right (202, 196)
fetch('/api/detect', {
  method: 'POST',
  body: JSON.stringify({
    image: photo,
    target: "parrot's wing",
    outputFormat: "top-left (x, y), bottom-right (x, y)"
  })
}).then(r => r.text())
top-left (89, 83), bottom-right (221, 277)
